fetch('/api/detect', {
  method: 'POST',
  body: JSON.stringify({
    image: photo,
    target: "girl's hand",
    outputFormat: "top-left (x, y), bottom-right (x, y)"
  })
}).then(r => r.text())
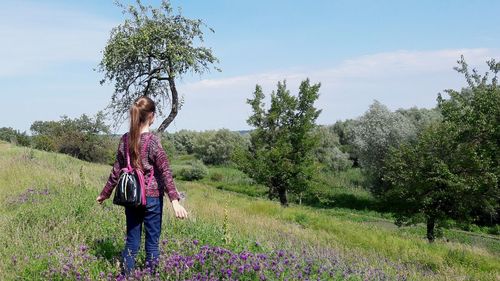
top-left (171, 200), bottom-right (188, 219)
top-left (96, 195), bottom-right (106, 204)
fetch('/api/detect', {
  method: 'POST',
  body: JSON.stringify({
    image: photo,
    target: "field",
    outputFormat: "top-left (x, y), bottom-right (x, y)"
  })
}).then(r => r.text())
top-left (0, 141), bottom-right (499, 280)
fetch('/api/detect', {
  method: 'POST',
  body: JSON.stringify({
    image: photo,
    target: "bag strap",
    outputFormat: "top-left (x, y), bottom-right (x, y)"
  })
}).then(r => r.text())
top-left (124, 133), bottom-right (132, 171)
top-left (124, 133), bottom-right (155, 206)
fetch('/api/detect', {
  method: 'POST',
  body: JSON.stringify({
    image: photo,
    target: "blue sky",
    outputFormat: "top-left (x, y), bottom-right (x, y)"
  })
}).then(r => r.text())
top-left (1, 0), bottom-right (499, 134)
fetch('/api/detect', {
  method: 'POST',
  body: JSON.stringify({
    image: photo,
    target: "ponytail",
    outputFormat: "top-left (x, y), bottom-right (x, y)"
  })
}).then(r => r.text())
top-left (128, 96), bottom-right (156, 169)
top-left (129, 104), bottom-right (142, 169)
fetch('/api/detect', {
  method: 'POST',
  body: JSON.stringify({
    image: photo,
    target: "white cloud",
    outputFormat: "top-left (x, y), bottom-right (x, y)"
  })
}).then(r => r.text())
top-left (171, 48), bottom-right (500, 131)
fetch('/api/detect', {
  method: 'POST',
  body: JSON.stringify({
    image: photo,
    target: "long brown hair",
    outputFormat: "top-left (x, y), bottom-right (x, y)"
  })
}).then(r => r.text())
top-left (129, 96), bottom-right (156, 169)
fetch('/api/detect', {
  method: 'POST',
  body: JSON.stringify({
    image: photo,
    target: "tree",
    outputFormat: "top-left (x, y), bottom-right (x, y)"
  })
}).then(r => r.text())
top-left (237, 79), bottom-right (322, 206)
top-left (350, 100), bottom-right (417, 194)
top-left (382, 57), bottom-right (500, 242)
top-left (395, 106), bottom-right (442, 133)
top-left (313, 125), bottom-right (352, 172)
top-left (437, 56), bottom-right (500, 225)
top-left (171, 129), bottom-right (199, 154)
top-left (98, 0), bottom-right (219, 132)
top-left (383, 123), bottom-right (461, 242)
top-left (0, 127), bottom-right (30, 147)
top-left (331, 119), bottom-right (359, 166)
top-left (30, 112), bottom-right (113, 163)
top-left (192, 129), bottom-right (248, 165)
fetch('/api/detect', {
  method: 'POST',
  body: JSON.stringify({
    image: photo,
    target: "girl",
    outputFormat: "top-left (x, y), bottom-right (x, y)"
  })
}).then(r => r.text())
top-left (96, 96), bottom-right (188, 275)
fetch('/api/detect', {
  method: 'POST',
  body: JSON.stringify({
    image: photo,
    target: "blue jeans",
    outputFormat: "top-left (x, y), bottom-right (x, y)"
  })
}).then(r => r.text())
top-left (121, 196), bottom-right (163, 275)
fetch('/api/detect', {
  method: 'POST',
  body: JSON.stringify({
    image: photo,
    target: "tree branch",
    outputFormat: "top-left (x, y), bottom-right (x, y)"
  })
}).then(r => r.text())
top-left (157, 59), bottom-right (179, 133)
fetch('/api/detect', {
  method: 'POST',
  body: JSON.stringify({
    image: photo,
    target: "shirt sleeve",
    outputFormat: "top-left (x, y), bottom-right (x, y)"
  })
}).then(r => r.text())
top-left (152, 135), bottom-right (181, 202)
top-left (99, 135), bottom-right (126, 199)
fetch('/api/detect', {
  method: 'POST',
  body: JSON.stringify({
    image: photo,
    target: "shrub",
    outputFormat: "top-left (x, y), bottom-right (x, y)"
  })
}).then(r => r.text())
top-left (30, 112), bottom-right (114, 164)
top-left (172, 130), bottom-right (199, 154)
top-left (193, 129), bottom-right (248, 165)
top-left (0, 127), bottom-right (31, 147)
top-left (313, 126), bottom-right (353, 172)
top-left (179, 160), bottom-right (208, 181)
top-left (161, 133), bottom-right (177, 158)
top-left (210, 172), bottom-right (224, 182)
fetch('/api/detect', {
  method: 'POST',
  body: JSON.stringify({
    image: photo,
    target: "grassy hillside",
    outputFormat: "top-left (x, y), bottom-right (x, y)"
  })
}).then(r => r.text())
top-left (0, 141), bottom-right (499, 280)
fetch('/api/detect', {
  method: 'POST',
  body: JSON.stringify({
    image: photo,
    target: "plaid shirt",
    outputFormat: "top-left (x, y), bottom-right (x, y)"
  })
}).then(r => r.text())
top-left (99, 132), bottom-right (181, 202)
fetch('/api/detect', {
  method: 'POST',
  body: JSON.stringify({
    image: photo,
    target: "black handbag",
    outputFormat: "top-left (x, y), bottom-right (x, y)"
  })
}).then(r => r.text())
top-left (113, 133), bottom-right (154, 207)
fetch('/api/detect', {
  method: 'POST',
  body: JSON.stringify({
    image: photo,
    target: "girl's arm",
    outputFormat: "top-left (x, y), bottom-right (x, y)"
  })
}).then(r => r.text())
top-left (152, 136), bottom-right (181, 202)
top-left (99, 135), bottom-right (125, 199)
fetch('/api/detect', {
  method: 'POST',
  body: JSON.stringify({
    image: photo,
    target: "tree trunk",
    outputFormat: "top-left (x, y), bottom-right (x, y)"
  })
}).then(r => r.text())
top-left (157, 73), bottom-right (179, 133)
top-left (278, 188), bottom-right (288, 207)
top-left (267, 188), bottom-right (274, 201)
top-left (426, 217), bottom-right (435, 243)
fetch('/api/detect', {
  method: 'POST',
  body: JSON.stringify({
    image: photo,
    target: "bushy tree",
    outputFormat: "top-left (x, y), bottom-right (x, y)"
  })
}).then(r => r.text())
top-left (350, 100), bottom-right (417, 194)
top-left (30, 112), bottom-right (114, 163)
top-left (192, 129), bottom-right (248, 165)
top-left (382, 57), bottom-right (500, 242)
top-left (331, 119), bottom-right (359, 166)
top-left (98, 0), bottom-right (219, 132)
top-left (395, 106), bottom-right (442, 132)
top-left (171, 129), bottom-right (199, 154)
top-left (179, 159), bottom-right (208, 181)
top-left (438, 56), bottom-right (500, 225)
top-left (313, 125), bottom-right (352, 172)
top-left (0, 127), bottom-right (30, 147)
top-left (237, 79), bottom-right (322, 206)
top-left (160, 133), bottom-right (178, 157)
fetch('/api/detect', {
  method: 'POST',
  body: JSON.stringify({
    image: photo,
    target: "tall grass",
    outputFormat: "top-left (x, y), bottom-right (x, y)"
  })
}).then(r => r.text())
top-left (0, 141), bottom-right (498, 280)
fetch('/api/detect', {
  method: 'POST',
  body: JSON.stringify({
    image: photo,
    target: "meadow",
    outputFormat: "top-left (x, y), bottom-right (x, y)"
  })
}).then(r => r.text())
top-left (0, 141), bottom-right (499, 280)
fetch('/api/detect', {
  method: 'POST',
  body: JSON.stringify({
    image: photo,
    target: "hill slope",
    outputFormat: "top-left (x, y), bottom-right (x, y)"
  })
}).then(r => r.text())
top-left (0, 141), bottom-right (498, 280)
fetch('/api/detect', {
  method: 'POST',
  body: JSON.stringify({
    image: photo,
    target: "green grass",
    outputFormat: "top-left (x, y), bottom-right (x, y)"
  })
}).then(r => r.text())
top-left (199, 164), bottom-right (382, 212)
top-left (0, 141), bottom-right (499, 280)
top-left (200, 165), bottom-right (268, 197)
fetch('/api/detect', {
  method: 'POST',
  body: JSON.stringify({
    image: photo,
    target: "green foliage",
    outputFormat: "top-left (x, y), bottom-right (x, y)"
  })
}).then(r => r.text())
top-left (313, 125), bottom-right (353, 172)
top-left (395, 106), bottom-right (442, 133)
top-left (160, 133), bottom-right (177, 158)
top-left (202, 166), bottom-right (267, 198)
top-left (98, 0), bottom-right (219, 131)
top-left (170, 129), bottom-right (198, 154)
top-left (237, 79), bottom-right (322, 206)
top-left (192, 129), bottom-right (248, 165)
top-left (383, 123), bottom-right (464, 241)
top-left (382, 57), bottom-right (500, 242)
top-left (31, 134), bottom-right (57, 152)
top-left (222, 199), bottom-right (232, 245)
top-left (164, 129), bottom-right (249, 165)
top-left (0, 127), bottom-right (30, 147)
top-left (30, 112), bottom-right (114, 164)
top-left (1, 142), bottom-right (499, 280)
top-left (179, 160), bottom-right (208, 181)
top-left (209, 172), bottom-right (224, 182)
top-left (303, 168), bottom-right (378, 210)
top-left (350, 100), bottom-right (418, 194)
top-left (331, 119), bottom-right (360, 166)
top-left (438, 56), bottom-right (500, 226)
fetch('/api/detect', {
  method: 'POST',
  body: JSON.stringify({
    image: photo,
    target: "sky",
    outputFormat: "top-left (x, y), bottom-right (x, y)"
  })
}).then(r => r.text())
top-left (1, 0), bottom-right (499, 134)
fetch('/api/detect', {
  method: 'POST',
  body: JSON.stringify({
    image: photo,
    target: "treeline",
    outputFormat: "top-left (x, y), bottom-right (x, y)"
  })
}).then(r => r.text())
top-left (1, 112), bottom-right (116, 164)
top-left (1, 58), bottom-right (498, 241)
top-left (0, 108), bottom-right (382, 179)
